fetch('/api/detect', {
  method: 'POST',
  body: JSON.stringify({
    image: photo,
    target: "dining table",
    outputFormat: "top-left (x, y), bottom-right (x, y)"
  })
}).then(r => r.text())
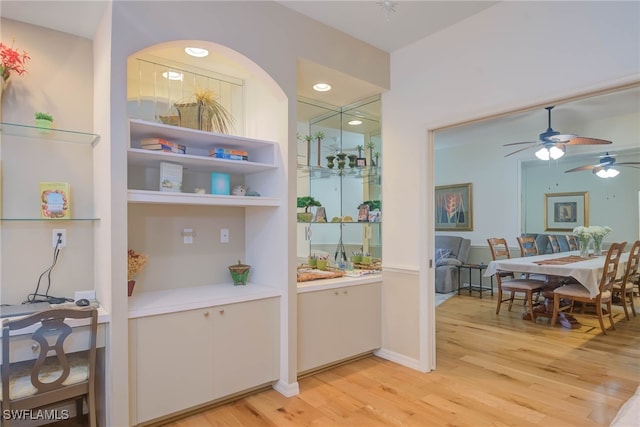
top-left (484, 250), bottom-right (630, 327)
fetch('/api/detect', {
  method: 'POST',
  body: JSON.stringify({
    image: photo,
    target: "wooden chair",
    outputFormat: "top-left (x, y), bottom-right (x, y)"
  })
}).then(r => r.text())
top-left (551, 241), bottom-right (626, 335)
top-left (517, 235), bottom-right (539, 257)
top-left (487, 238), bottom-right (545, 322)
top-left (1, 308), bottom-right (98, 427)
top-left (548, 235), bottom-right (561, 253)
top-left (565, 234), bottom-right (578, 251)
top-left (613, 240), bottom-right (639, 320)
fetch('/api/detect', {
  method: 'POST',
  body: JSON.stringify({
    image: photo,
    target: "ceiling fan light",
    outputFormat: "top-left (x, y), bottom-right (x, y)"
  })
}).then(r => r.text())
top-left (549, 145), bottom-right (565, 160)
top-left (535, 145), bottom-right (565, 161)
top-left (535, 147), bottom-right (551, 160)
top-left (595, 167), bottom-right (620, 178)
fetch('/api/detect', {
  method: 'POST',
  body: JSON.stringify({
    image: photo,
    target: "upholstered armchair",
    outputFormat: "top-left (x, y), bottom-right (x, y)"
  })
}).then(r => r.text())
top-left (435, 235), bottom-right (471, 293)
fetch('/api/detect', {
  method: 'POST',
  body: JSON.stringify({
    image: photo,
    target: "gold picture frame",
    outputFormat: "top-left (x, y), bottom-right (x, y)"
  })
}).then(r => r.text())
top-left (435, 183), bottom-right (473, 231)
top-left (544, 191), bottom-right (589, 231)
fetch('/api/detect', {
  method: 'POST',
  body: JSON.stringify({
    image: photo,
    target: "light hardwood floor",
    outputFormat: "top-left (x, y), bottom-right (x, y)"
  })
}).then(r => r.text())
top-left (162, 292), bottom-right (640, 427)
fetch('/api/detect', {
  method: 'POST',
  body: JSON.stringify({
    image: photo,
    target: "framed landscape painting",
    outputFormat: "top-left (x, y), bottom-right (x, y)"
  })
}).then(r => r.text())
top-left (544, 191), bottom-right (589, 231)
top-left (435, 183), bottom-right (473, 231)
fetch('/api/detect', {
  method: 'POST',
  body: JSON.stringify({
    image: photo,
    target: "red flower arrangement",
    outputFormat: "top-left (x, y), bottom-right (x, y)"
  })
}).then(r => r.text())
top-left (1, 38), bottom-right (30, 83)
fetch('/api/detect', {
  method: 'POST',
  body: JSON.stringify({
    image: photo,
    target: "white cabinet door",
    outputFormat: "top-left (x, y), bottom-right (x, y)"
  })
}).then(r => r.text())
top-left (298, 282), bottom-right (381, 373)
top-left (132, 308), bottom-right (214, 424)
top-left (211, 298), bottom-right (279, 399)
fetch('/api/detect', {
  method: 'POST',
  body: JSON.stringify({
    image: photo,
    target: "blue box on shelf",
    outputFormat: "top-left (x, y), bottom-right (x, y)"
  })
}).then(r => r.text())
top-left (211, 172), bottom-right (230, 195)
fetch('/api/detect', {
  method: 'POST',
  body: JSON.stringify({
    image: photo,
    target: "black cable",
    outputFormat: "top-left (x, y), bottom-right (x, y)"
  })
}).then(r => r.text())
top-left (25, 238), bottom-right (69, 304)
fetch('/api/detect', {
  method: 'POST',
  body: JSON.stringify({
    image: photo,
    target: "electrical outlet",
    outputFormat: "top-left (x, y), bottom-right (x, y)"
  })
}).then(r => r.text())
top-left (220, 228), bottom-right (229, 243)
top-left (52, 229), bottom-right (66, 248)
top-left (183, 228), bottom-right (194, 244)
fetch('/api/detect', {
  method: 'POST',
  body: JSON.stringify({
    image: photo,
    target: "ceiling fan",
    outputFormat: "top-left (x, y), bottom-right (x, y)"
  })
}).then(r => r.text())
top-left (503, 106), bottom-right (612, 160)
top-left (564, 152), bottom-right (640, 178)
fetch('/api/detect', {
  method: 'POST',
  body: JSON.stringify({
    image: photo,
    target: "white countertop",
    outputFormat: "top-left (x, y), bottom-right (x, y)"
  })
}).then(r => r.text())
top-left (128, 282), bottom-right (282, 319)
top-left (297, 273), bottom-right (382, 293)
top-left (1, 305), bottom-right (110, 338)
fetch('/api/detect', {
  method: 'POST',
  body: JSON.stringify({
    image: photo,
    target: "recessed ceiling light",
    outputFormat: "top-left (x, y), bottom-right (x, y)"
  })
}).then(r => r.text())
top-left (313, 83), bottom-right (331, 92)
top-left (185, 47), bottom-right (209, 58)
top-left (348, 120), bottom-right (363, 126)
top-left (162, 71), bottom-right (184, 81)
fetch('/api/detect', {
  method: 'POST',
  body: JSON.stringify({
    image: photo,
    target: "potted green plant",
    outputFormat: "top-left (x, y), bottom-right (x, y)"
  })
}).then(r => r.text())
top-left (174, 88), bottom-right (234, 134)
top-left (304, 135), bottom-right (313, 166)
top-left (297, 196), bottom-right (321, 222)
top-left (314, 131), bottom-right (325, 167)
top-left (35, 112), bottom-right (53, 131)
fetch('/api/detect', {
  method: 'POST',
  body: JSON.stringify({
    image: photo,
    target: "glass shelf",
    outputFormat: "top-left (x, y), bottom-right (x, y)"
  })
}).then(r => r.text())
top-left (0, 217), bottom-right (100, 221)
top-left (0, 122), bottom-right (99, 144)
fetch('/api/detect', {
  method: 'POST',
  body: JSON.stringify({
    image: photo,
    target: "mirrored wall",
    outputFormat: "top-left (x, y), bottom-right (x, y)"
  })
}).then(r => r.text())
top-left (297, 96), bottom-right (382, 263)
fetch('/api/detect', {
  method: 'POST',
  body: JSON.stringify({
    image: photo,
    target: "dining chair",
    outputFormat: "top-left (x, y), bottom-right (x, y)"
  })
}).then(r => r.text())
top-left (517, 235), bottom-right (539, 257)
top-left (1, 308), bottom-right (98, 427)
top-left (487, 238), bottom-right (545, 322)
top-left (613, 240), bottom-right (639, 320)
top-left (550, 241), bottom-right (626, 335)
top-left (565, 234), bottom-right (578, 251)
top-left (548, 235), bottom-right (562, 253)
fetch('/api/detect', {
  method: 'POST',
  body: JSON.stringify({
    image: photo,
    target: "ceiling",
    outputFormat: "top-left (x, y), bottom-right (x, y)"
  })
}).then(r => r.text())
top-left (0, 0), bottom-right (496, 107)
top-left (3, 0), bottom-right (639, 150)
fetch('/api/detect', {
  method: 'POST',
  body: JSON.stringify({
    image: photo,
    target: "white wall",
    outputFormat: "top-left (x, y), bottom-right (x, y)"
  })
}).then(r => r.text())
top-left (383, 1), bottom-right (640, 370)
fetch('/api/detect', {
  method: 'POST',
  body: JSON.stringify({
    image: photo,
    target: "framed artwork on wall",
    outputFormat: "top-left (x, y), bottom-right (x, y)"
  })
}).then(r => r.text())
top-left (435, 183), bottom-right (473, 231)
top-left (544, 191), bottom-right (589, 231)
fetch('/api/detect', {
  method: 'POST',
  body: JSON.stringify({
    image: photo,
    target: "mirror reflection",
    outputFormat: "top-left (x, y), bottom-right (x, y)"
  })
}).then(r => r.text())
top-left (297, 96), bottom-right (382, 264)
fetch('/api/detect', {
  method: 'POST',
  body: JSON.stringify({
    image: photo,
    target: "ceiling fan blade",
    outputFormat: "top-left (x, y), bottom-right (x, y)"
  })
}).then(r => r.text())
top-left (564, 164), bottom-right (600, 173)
top-left (504, 144), bottom-right (536, 157)
top-left (503, 141), bottom-right (537, 147)
top-left (566, 136), bottom-right (612, 145)
top-left (616, 162), bottom-right (640, 168)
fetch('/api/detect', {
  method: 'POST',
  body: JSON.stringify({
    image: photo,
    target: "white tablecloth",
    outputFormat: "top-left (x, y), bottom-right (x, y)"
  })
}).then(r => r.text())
top-left (484, 251), bottom-right (629, 298)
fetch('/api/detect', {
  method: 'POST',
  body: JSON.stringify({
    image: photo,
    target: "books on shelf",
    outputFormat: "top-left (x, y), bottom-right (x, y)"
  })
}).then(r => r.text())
top-left (209, 148), bottom-right (248, 161)
top-left (211, 172), bottom-right (230, 195)
top-left (159, 162), bottom-right (183, 192)
top-left (141, 138), bottom-right (186, 154)
top-left (40, 182), bottom-right (71, 219)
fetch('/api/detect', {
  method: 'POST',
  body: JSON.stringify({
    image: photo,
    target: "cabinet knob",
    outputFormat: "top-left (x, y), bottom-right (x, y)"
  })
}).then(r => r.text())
top-left (219, 309), bottom-right (225, 315)
top-left (343, 290), bottom-right (348, 295)
top-left (334, 291), bottom-right (339, 295)
top-left (204, 311), bottom-right (210, 317)
top-left (31, 343), bottom-right (40, 352)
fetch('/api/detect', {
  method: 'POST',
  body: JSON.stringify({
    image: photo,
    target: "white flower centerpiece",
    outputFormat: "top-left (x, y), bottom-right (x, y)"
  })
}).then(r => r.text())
top-left (572, 225), bottom-right (612, 257)
top-left (590, 225), bottom-right (612, 255)
top-left (572, 226), bottom-right (593, 258)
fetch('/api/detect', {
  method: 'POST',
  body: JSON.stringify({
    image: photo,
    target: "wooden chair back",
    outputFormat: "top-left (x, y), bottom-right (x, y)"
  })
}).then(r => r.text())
top-left (487, 237), bottom-right (511, 261)
top-left (1, 308), bottom-right (98, 427)
top-left (565, 234), bottom-right (578, 251)
top-left (599, 242), bottom-right (627, 295)
top-left (517, 236), bottom-right (539, 257)
top-left (619, 240), bottom-right (640, 291)
top-left (548, 235), bottom-right (561, 253)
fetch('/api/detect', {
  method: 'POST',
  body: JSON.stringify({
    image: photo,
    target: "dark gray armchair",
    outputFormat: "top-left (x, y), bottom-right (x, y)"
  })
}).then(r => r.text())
top-left (435, 235), bottom-right (471, 293)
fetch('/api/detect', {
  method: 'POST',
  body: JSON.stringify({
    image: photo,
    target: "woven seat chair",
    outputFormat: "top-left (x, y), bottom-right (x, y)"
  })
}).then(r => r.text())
top-left (551, 241), bottom-right (626, 334)
top-left (1, 308), bottom-right (98, 427)
top-left (488, 238), bottom-right (545, 322)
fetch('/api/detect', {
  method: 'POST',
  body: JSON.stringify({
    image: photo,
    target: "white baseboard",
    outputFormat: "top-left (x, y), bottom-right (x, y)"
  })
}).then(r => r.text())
top-left (374, 348), bottom-right (428, 372)
top-left (273, 379), bottom-right (299, 397)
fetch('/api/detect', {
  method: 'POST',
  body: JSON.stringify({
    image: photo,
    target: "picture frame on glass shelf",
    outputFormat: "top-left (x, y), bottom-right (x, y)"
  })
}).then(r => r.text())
top-left (356, 158), bottom-right (367, 167)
